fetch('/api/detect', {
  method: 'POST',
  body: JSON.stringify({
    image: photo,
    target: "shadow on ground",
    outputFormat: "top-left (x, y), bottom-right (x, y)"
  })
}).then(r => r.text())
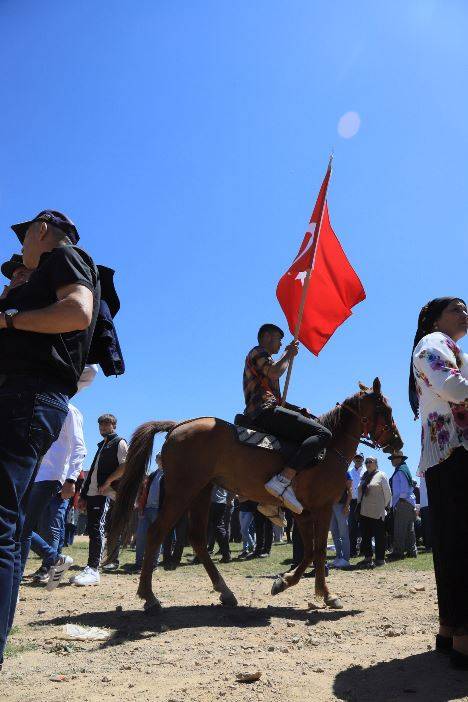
top-left (29, 604), bottom-right (362, 649)
top-left (333, 651), bottom-right (468, 702)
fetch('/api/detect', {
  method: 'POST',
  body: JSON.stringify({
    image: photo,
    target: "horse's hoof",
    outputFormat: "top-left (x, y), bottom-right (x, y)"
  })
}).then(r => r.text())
top-left (326, 596), bottom-right (343, 609)
top-left (143, 598), bottom-right (162, 615)
top-left (144, 604), bottom-right (162, 617)
top-left (220, 592), bottom-right (238, 607)
top-left (271, 577), bottom-right (287, 596)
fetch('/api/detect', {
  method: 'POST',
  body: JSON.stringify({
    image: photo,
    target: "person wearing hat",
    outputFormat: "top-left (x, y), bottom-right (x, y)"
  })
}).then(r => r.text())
top-left (0, 210), bottom-right (100, 668)
top-left (387, 449), bottom-right (417, 561)
top-left (0, 254), bottom-right (32, 298)
top-left (349, 452), bottom-right (364, 557)
top-left (411, 297), bottom-right (468, 667)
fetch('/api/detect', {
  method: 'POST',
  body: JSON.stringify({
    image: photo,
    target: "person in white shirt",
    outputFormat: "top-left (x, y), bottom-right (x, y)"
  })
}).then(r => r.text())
top-left (410, 296), bottom-right (468, 667)
top-left (349, 452), bottom-right (364, 557)
top-left (20, 404), bottom-right (86, 586)
top-left (19, 366), bottom-right (96, 588)
top-left (357, 457), bottom-right (391, 567)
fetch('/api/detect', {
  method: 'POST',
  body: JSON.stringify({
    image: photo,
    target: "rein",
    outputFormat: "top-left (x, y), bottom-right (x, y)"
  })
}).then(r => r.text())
top-left (337, 396), bottom-right (394, 451)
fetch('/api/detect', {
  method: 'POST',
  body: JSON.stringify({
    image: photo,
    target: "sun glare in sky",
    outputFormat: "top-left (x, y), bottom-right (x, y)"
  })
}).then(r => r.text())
top-left (337, 111), bottom-right (361, 139)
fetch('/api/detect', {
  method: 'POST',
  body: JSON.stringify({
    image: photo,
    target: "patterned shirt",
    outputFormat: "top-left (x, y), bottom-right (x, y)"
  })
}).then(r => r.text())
top-left (243, 345), bottom-right (281, 419)
top-left (413, 332), bottom-right (468, 473)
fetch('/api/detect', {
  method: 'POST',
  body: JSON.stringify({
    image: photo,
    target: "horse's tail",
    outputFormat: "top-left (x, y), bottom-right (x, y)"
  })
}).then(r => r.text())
top-left (107, 420), bottom-right (177, 556)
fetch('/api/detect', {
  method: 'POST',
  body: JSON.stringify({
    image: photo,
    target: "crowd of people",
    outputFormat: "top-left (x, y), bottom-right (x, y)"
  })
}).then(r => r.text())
top-left (18, 436), bottom-right (430, 591)
top-left (0, 208), bottom-right (466, 673)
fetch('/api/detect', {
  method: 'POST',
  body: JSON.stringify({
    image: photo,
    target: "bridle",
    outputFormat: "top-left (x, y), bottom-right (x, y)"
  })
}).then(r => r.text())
top-left (337, 393), bottom-right (397, 451)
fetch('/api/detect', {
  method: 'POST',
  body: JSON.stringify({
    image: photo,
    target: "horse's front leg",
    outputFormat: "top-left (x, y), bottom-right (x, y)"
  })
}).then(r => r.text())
top-left (188, 490), bottom-right (238, 607)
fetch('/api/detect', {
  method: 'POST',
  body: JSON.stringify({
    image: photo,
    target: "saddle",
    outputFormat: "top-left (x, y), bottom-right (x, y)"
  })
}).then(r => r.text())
top-left (233, 413), bottom-right (327, 465)
top-left (233, 413), bottom-right (299, 462)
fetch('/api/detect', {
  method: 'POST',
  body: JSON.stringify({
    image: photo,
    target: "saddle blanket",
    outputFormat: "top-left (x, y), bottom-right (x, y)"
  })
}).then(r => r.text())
top-left (234, 422), bottom-right (325, 465)
top-left (235, 426), bottom-right (282, 452)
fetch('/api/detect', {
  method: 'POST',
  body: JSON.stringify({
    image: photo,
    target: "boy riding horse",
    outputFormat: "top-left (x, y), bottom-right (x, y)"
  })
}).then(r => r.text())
top-left (242, 323), bottom-right (332, 513)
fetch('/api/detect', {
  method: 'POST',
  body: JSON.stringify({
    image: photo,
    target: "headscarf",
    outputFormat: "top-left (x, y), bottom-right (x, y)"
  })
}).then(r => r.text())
top-left (409, 297), bottom-right (466, 418)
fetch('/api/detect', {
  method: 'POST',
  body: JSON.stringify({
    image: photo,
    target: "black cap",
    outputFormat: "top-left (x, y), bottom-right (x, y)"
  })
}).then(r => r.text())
top-left (388, 450), bottom-right (408, 461)
top-left (11, 210), bottom-right (79, 244)
top-left (1, 254), bottom-right (25, 280)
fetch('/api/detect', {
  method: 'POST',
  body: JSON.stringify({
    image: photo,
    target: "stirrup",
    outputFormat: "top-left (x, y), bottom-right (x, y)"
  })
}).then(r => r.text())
top-left (257, 504), bottom-right (286, 527)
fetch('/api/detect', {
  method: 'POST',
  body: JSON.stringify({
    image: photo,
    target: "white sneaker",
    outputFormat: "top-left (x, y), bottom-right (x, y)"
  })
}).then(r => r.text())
top-left (46, 555), bottom-right (74, 591)
top-left (265, 475), bottom-right (303, 514)
top-left (73, 566), bottom-right (100, 587)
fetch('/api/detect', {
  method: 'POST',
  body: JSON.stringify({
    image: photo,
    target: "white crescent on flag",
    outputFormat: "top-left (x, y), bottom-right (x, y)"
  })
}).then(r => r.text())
top-left (291, 222), bottom-right (316, 267)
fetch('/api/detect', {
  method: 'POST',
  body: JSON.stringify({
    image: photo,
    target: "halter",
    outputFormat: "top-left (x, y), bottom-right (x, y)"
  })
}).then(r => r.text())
top-left (337, 393), bottom-right (397, 451)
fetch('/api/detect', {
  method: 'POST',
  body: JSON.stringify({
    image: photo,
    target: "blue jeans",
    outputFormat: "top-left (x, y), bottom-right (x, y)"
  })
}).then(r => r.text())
top-left (330, 502), bottom-right (350, 562)
top-left (64, 523), bottom-right (76, 546)
top-left (20, 481), bottom-right (66, 572)
top-left (135, 507), bottom-right (160, 568)
top-left (239, 511), bottom-right (255, 552)
top-left (0, 376), bottom-right (68, 663)
top-left (38, 493), bottom-right (69, 561)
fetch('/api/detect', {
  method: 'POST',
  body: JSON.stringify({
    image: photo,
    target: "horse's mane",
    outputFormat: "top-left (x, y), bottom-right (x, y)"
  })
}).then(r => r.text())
top-left (318, 392), bottom-right (362, 433)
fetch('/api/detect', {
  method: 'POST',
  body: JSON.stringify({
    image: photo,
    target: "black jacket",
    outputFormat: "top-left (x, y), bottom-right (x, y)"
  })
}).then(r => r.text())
top-left (87, 266), bottom-right (125, 377)
top-left (81, 433), bottom-right (124, 498)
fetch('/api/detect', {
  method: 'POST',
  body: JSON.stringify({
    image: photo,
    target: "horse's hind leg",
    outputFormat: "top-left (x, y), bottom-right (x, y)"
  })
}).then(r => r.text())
top-left (271, 514), bottom-right (315, 596)
top-left (188, 486), bottom-right (238, 607)
top-left (137, 498), bottom-right (192, 613)
top-left (313, 506), bottom-right (342, 609)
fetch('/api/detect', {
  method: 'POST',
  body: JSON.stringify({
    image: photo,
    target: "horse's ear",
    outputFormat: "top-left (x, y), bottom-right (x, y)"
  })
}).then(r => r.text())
top-left (373, 377), bottom-right (382, 395)
top-left (358, 381), bottom-right (368, 392)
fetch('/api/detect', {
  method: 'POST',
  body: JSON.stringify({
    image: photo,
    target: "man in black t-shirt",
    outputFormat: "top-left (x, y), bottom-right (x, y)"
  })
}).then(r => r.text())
top-left (0, 210), bottom-right (100, 668)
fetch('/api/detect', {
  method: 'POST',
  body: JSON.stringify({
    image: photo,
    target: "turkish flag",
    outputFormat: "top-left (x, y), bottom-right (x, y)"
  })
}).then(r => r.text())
top-left (276, 171), bottom-right (366, 355)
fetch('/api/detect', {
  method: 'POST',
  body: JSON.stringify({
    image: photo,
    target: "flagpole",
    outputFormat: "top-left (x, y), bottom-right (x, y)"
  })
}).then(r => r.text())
top-left (281, 154), bottom-right (333, 405)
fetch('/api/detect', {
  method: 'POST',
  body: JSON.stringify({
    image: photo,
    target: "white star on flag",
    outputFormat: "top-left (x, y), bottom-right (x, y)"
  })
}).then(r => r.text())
top-left (295, 271), bottom-right (307, 286)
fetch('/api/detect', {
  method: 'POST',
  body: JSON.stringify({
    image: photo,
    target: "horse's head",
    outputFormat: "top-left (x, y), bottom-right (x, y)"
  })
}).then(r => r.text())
top-left (357, 377), bottom-right (403, 454)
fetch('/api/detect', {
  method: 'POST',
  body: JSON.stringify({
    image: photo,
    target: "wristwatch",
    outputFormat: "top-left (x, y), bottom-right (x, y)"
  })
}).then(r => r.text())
top-left (65, 479), bottom-right (76, 485)
top-left (4, 309), bottom-right (19, 329)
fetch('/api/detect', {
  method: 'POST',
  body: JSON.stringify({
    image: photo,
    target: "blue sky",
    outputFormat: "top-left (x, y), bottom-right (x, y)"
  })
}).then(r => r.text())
top-left (1, 1), bottom-right (467, 476)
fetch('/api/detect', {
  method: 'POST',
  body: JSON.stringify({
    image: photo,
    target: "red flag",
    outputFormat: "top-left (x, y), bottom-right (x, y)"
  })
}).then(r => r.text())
top-left (276, 170), bottom-right (366, 356)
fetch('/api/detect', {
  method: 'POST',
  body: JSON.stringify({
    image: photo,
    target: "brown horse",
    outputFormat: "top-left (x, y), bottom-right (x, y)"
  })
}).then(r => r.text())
top-left (109, 377), bottom-right (402, 614)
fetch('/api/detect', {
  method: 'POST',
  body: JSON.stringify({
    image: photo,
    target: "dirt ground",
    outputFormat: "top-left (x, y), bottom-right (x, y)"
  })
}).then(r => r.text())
top-left (3, 540), bottom-right (468, 702)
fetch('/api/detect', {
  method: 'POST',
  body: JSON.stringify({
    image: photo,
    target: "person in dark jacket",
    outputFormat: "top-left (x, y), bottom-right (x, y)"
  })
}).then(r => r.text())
top-left (74, 414), bottom-right (127, 585)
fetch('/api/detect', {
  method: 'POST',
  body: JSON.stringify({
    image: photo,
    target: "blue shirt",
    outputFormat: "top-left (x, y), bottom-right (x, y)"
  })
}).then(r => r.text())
top-left (350, 465), bottom-right (364, 499)
top-left (391, 469), bottom-right (416, 508)
top-left (146, 469), bottom-right (163, 509)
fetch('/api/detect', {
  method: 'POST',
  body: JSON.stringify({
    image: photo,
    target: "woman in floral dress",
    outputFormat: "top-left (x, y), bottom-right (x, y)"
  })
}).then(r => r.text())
top-left (410, 297), bottom-right (468, 668)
